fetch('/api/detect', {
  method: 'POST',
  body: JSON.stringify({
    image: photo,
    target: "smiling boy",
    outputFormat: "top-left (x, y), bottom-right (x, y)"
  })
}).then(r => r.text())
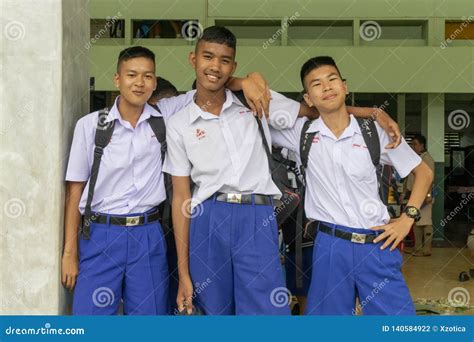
top-left (271, 56), bottom-right (433, 315)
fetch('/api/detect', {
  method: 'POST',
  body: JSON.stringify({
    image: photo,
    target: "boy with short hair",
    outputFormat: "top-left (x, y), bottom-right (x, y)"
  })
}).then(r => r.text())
top-left (271, 56), bottom-right (433, 315)
top-left (61, 45), bottom-right (272, 315)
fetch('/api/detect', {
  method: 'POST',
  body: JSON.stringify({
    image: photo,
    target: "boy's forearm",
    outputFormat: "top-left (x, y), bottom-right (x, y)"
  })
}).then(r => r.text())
top-left (347, 106), bottom-right (378, 119)
top-left (63, 182), bottom-right (85, 255)
top-left (405, 161), bottom-right (433, 209)
top-left (298, 102), bottom-right (319, 119)
top-left (172, 192), bottom-right (191, 278)
top-left (226, 76), bottom-right (243, 91)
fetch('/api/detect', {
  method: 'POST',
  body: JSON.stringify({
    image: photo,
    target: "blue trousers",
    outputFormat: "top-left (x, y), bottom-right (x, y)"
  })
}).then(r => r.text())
top-left (305, 222), bottom-right (415, 315)
top-left (73, 212), bottom-right (169, 315)
top-left (189, 197), bottom-right (290, 315)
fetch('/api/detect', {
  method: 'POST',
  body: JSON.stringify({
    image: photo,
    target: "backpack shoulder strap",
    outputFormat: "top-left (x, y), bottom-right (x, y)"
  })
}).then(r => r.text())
top-left (148, 115), bottom-right (166, 165)
top-left (355, 117), bottom-right (380, 167)
top-left (299, 119), bottom-right (317, 178)
top-left (232, 90), bottom-right (250, 109)
top-left (83, 108), bottom-right (115, 239)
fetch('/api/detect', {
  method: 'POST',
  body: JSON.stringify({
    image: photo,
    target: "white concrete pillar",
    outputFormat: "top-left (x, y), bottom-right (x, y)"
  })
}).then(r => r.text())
top-left (0, 0), bottom-right (89, 314)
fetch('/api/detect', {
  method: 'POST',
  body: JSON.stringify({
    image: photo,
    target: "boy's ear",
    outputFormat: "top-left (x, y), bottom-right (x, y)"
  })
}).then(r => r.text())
top-left (189, 51), bottom-right (196, 69)
top-left (303, 92), bottom-right (313, 108)
top-left (343, 79), bottom-right (349, 95)
top-left (230, 60), bottom-right (237, 77)
top-left (113, 73), bottom-right (120, 88)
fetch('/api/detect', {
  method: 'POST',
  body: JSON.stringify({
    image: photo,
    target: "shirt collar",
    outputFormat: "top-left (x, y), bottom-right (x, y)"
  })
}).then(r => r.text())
top-left (189, 89), bottom-right (236, 124)
top-left (307, 114), bottom-right (360, 140)
top-left (106, 96), bottom-right (162, 125)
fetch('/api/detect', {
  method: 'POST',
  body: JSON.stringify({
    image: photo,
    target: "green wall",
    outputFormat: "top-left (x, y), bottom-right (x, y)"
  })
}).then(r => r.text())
top-left (89, 0), bottom-right (474, 92)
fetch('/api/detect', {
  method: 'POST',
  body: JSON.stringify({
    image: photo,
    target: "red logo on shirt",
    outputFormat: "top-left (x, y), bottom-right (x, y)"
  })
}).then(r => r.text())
top-left (312, 136), bottom-right (320, 144)
top-left (196, 129), bottom-right (206, 140)
top-left (352, 143), bottom-right (368, 149)
top-left (239, 109), bottom-right (252, 115)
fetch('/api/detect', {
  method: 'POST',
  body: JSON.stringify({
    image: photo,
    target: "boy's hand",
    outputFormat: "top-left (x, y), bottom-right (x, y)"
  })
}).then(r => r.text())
top-left (177, 275), bottom-right (194, 314)
top-left (374, 110), bottom-right (401, 149)
top-left (242, 72), bottom-right (271, 119)
top-left (371, 214), bottom-right (414, 251)
top-left (61, 251), bottom-right (79, 291)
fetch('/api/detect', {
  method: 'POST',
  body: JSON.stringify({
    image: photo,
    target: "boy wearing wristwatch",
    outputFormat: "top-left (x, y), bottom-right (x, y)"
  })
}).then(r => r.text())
top-left (270, 56), bottom-right (433, 315)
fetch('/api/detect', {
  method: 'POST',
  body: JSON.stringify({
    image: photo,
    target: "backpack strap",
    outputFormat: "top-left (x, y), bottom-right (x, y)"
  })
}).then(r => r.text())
top-left (355, 117), bottom-right (380, 167)
top-left (148, 107), bottom-right (173, 235)
top-left (232, 90), bottom-right (283, 189)
top-left (83, 108), bottom-right (115, 239)
top-left (147, 114), bottom-right (167, 165)
top-left (294, 120), bottom-right (318, 289)
top-left (356, 117), bottom-right (396, 205)
top-left (299, 119), bottom-right (317, 185)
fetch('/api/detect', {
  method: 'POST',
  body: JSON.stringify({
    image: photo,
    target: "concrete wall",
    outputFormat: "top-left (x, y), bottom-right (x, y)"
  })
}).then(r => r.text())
top-left (0, 0), bottom-right (89, 314)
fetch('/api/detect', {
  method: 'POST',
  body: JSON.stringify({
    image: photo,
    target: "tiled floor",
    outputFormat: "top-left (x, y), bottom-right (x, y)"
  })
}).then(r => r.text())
top-left (402, 247), bottom-right (474, 315)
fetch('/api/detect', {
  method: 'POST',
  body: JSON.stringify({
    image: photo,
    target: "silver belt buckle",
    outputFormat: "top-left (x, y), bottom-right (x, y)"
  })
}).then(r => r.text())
top-left (351, 233), bottom-right (366, 244)
top-left (227, 193), bottom-right (242, 203)
top-left (125, 216), bottom-right (140, 226)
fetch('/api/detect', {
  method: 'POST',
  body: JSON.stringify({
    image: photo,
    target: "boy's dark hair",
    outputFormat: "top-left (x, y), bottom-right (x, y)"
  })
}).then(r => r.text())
top-left (117, 46), bottom-right (155, 72)
top-left (150, 77), bottom-right (178, 100)
top-left (412, 134), bottom-right (427, 149)
top-left (300, 56), bottom-right (343, 90)
top-left (196, 26), bottom-right (236, 51)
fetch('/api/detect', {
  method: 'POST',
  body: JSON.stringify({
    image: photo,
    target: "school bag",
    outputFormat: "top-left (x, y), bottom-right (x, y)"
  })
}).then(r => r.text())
top-left (232, 90), bottom-right (302, 227)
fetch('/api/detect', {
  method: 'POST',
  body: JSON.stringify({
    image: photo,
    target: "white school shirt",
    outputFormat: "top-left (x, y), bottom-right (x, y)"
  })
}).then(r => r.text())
top-left (162, 89), bottom-right (300, 208)
top-left (270, 115), bottom-right (422, 229)
top-left (65, 91), bottom-right (195, 214)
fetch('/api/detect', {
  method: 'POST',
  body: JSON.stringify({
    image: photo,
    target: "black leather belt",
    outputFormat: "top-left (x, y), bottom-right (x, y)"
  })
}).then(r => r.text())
top-left (215, 192), bottom-right (272, 205)
top-left (319, 223), bottom-right (377, 244)
top-left (87, 209), bottom-right (160, 227)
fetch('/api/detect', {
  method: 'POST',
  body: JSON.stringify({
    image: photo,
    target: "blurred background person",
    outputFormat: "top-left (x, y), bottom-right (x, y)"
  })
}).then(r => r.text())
top-left (403, 134), bottom-right (435, 256)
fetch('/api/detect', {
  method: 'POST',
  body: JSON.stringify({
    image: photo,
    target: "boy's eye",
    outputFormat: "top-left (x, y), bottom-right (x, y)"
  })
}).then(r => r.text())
top-left (204, 55), bottom-right (212, 60)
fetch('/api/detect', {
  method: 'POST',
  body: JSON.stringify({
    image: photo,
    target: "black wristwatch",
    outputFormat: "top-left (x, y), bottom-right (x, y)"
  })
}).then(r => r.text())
top-left (404, 206), bottom-right (421, 222)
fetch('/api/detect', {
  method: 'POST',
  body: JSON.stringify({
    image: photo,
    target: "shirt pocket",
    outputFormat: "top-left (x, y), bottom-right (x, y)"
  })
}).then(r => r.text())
top-left (137, 128), bottom-right (162, 161)
top-left (345, 146), bottom-right (376, 182)
top-left (102, 130), bottom-right (131, 171)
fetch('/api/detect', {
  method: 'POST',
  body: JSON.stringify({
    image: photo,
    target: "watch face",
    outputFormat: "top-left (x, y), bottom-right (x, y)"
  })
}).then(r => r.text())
top-left (408, 207), bottom-right (417, 216)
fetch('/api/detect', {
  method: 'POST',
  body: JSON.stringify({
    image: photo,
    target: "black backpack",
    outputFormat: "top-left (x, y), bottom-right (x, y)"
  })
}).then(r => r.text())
top-left (232, 91), bottom-right (302, 226)
top-left (81, 107), bottom-right (172, 240)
